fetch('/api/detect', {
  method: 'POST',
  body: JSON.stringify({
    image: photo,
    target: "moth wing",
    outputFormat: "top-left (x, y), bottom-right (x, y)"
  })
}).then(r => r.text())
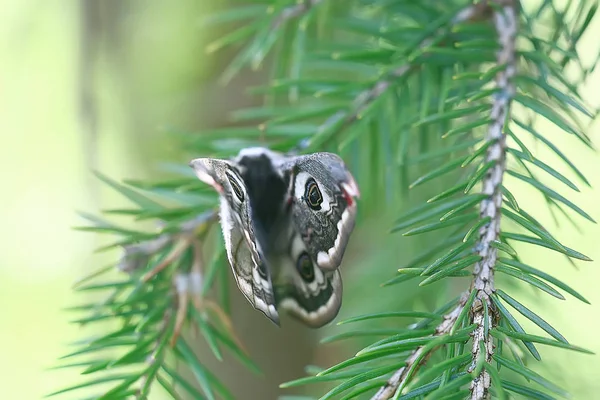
top-left (189, 157), bottom-right (279, 324)
top-left (272, 228), bottom-right (343, 328)
top-left (277, 153), bottom-right (360, 271)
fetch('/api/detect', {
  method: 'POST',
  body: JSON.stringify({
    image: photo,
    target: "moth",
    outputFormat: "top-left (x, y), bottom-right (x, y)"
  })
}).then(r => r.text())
top-left (189, 147), bottom-right (359, 327)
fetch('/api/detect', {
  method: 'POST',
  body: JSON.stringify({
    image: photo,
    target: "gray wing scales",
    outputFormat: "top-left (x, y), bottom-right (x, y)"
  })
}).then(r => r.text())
top-left (219, 196), bottom-right (279, 324)
top-left (190, 158), bottom-right (280, 324)
top-left (275, 269), bottom-right (343, 328)
top-left (272, 229), bottom-right (342, 327)
top-left (277, 153), bottom-right (360, 271)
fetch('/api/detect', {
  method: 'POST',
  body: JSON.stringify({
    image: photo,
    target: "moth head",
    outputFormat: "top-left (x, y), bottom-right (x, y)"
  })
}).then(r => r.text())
top-left (234, 146), bottom-right (285, 166)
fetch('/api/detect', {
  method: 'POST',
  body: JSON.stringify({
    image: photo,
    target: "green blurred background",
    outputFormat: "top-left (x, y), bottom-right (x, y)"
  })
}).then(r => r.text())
top-left (1, 1), bottom-right (599, 399)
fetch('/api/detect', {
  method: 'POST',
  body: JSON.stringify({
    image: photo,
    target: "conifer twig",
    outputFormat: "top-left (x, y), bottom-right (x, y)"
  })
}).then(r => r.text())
top-left (138, 308), bottom-right (173, 398)
top-left (317, 1), bottom-right (492, 143)
top-left (469, 1), bottom-right (517, 399)
top-left (371, 293), bottom-right (469, 400)
top-left (117, 210), bottom-right (217, 274)
top-left (369, 4), bottom-right (499, 399)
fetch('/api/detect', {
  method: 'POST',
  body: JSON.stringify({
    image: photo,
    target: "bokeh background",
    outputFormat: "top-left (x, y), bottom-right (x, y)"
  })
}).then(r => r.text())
top-left (1, 1), bottom-right (599, 399)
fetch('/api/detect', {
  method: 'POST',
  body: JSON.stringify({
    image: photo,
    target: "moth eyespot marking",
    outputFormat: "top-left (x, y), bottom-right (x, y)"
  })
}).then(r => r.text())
top-left (296, 252), bottom-right (315, 283)
top-left (304, 178), bottom-right (323, 211)
top-left (257, 261), bottom-right (268, 279)
top-left (226, 171), bottom-right (245, 202)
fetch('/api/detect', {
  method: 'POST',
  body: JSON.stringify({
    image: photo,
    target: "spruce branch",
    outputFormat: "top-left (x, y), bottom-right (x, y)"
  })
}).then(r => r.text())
top-left (52, 172), bottom-right (249, 398)
top-left (117, 210), bottom-right (217, 275)
top-left (469, 1), bottom-right (518, 399)
top-left (56, 1), bottom-right (600, 398)
top-left (358, 4), bottom-right (508, 399)
top-left (311, 1), bottom-right (493, 149)
top-left (137, 308), bottom-right (174, 398)
top-left (370, 293), bottom-right (470, 400)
